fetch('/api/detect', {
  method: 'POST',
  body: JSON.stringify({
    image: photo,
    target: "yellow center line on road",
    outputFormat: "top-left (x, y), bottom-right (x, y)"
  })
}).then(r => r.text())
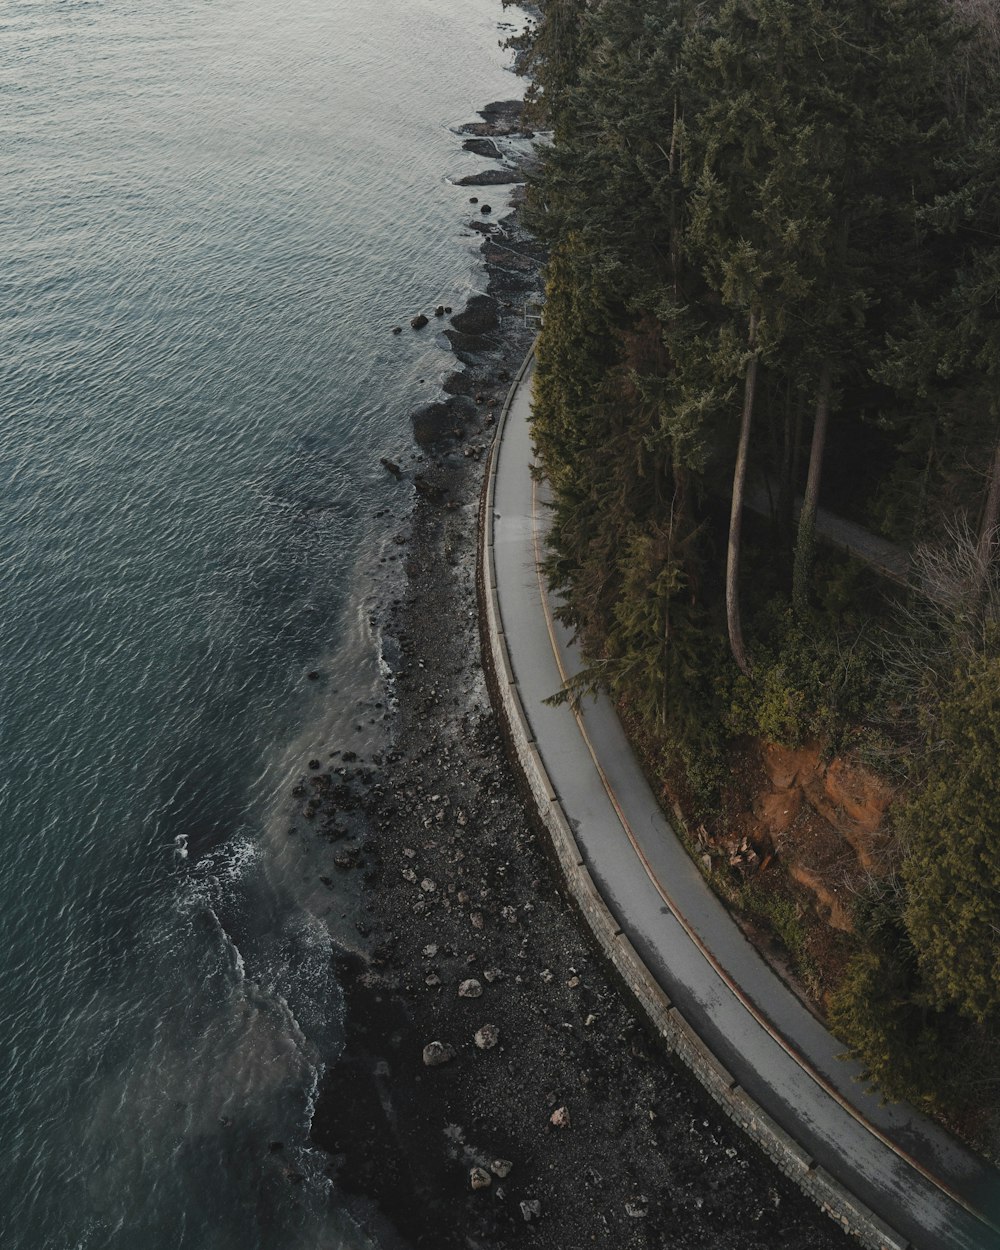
top-left (527, 468), bottom-right (998, 1241)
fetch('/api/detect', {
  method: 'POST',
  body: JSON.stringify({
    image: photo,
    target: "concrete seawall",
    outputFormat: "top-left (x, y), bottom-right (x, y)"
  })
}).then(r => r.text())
top-left (476, 344), bottom-right (912, 1250)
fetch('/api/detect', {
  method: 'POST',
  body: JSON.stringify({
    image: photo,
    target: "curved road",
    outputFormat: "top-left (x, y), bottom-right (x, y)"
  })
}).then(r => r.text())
top-left (488, 355), bottom-right (1000, 1250)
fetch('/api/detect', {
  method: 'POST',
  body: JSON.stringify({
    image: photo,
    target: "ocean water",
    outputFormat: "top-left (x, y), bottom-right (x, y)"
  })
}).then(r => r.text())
top-left (0, 1), bottom-right (524, 1246)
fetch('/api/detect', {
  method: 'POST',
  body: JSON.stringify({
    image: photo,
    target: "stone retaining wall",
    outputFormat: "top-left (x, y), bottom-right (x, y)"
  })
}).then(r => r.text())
top-left (476, 345), bottom-right (913, 1250)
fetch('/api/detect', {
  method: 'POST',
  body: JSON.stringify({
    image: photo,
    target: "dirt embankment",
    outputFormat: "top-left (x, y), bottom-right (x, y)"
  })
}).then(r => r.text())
top-left (691, 738), bottom-right (896, 1002)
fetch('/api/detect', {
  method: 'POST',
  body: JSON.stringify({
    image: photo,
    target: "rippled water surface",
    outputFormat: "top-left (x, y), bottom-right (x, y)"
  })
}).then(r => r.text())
top-left (0, 1), bottom-right (523, 1245)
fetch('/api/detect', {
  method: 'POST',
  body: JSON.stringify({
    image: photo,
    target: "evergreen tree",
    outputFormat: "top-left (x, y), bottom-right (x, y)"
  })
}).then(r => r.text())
top-left (901, 654), bottom-right (1000, 1022)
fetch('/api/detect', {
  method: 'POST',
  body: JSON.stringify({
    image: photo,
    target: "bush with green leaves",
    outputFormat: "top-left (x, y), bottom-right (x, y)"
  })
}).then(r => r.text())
top-left (727, 602), bottom-right (877, 748)
top-left (900, 653), bottom-right (1000, 1022)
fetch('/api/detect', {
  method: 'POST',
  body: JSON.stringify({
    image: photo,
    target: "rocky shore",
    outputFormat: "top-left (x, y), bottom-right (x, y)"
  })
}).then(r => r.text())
top-left (306, 102), bottom-right (850, 1250)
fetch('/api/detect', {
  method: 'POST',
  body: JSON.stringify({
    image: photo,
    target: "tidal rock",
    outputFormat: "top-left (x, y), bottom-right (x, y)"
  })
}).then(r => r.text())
top-left (391, 325), bottom-right (402, 335)
top-left (457, 169), bottom-right (522, 187)
top-left (474, 1023), bottom-right (499, 1050)
top-left (434, 305), bottom-right (445, 317)
top-left (380, 458), bottom-right (403, 479)
top-left (463, 137), bottom-right (502, 159)
top-left (422, 1041), bottom-right (455, 1068)
top-left (491, 1159), bottom-right (513, 1179)
top-left (469, 196), bottom-right (479, 204)
top-left (410, 314), bottom-right (429, 330)
top-left (470, 1167), bottom-right (492, 1190)
top-left (480, 203), bottom-right (492, 214)
top-left (458, 978), bottom-right (483, 999)
top-left (550, 1105), bottom-right (571, 1130)
top-left (308, 759), bottom-right (320, 770)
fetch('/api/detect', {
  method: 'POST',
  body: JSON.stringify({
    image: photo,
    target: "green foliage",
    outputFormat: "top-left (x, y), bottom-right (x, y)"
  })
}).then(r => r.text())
top-left (735, 878), bottom-right (821, 990)
top-left (521, 0), bottom-right (1000, 1121)
top-left (900, 654), bottom-right (1000, 1022)
top-left (728, 603), bottom-right (876, 748)
top-left (829, 947), bottom-right (957, 1108)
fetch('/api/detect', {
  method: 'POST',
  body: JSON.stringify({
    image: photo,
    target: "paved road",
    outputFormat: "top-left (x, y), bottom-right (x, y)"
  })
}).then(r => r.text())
top-left (489, 356), bottom-right (1000, 1250)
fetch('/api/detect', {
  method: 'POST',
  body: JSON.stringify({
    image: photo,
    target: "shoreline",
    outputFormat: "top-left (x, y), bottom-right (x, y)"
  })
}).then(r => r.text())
top-left (304, 99), bottom-right (850, 1250)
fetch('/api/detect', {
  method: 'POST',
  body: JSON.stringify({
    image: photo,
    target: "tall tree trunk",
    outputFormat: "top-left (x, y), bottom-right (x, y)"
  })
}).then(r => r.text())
top-left (727, 312), bottom-right (759, 676)
top-left (778, 382), bottom-right (802, 553)
top-left (661, 461), bottom-right (686, 727)
top-left (793, 360), bottom-right (833, 615)
top-left (976, 427), bottom-right (1000, 577)
top-left (669, 93), bottom-right (681, 298)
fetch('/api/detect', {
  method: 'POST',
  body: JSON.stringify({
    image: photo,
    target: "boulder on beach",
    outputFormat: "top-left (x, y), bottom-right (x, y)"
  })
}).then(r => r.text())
top-left (549, 1105), bottom-right (571, 1130)
top-left (520, 1198), bottom-right (542, 1223)
top-left (458, 979), bottom-right (482, 999)
top-left (470, 1167), bottom-right (492, 1190)
top-left (474, 1023), bottom-right (499, 1050)
top-left (410, 314), bottom-right (429, 330)
top-left (422, 1041), bottom-right (455, 1068)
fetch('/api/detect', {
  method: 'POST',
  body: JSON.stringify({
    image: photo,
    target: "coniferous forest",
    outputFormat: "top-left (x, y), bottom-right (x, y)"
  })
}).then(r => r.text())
top-left (508, 0), bottom-right (1000, 1141)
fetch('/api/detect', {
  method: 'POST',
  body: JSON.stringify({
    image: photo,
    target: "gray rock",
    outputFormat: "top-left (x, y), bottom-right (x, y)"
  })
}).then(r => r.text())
top-left (491, 1158), bottom-right (513, 1179)
top-left (520, 1198), bottom-right (542, 1222)
top-left (470, 1166), bottom-right (492, 1190)
top-left (422, 1041), bottom-right (455, 1068)
top-left (474, 1023), bottom-right (499, 1050)
top-left (549, 1105), bottom-right (571, 1130)
top-left (410, 314), bottom-right (429, 330)
top-left (625, 1198), bottom-right (649, 1218)
top-left (458, 978), bottom-right (483, 998)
